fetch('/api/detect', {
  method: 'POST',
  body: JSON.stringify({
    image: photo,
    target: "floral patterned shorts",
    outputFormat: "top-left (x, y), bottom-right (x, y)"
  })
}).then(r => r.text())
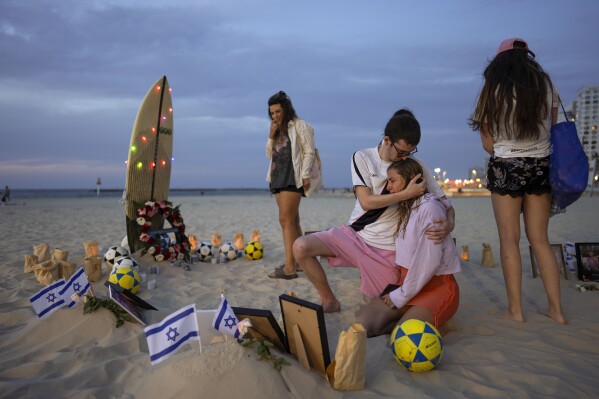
top-left (487, 156), bottom-right (551, 197)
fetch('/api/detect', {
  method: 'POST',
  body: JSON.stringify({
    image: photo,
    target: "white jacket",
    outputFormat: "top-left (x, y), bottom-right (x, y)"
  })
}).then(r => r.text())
top-left (265, 118), bottom-right (315, 189)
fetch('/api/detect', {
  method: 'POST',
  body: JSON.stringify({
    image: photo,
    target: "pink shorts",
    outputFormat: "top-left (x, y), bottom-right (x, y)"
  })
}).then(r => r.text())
top-left (313, 225), bottom-right (400, 298)
top-left (397, 266), bottom-right (460, 328)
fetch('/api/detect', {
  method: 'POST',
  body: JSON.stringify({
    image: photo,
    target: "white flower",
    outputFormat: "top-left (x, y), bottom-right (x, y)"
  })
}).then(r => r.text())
top-left (148, 246), bottom-right (156, 255)
top-left (136, 217), bottom-right (146, 225)
top-left (237, 318), bottom-right (253, 335)
top-left (145, 201), bottom-right (155, 207)
top-left (155, 254), bottom-right (164, 262)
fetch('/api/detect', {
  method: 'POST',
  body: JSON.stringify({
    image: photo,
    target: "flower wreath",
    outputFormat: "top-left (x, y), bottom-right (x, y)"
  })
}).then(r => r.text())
top-left (136, 200), bottom-right (190, 262)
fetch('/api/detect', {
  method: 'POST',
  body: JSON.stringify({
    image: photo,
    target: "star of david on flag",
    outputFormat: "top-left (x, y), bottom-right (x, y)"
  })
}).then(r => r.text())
top-left (212, 294), bottom-right (240, 338)
top-left (144, 303), bottom-right (200, 365)
top-left (29, 278), bottom-right (67, 319)
top-left (60, 267), bottom-right (91, 308)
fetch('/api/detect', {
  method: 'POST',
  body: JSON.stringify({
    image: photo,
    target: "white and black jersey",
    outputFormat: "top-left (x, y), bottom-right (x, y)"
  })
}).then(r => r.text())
top-left (348, 147), bottom-right (445, 250)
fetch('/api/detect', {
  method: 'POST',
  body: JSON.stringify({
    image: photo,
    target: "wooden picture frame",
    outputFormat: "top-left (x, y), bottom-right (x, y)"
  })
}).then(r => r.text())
top-left (575, 242), bottom-right (599, 282)
top-left (529, 244), bottom-right (568, 280)
top-left (232, 307), bottom-right (288, 353)
top-left (279, 294), bottom-right (330, 375)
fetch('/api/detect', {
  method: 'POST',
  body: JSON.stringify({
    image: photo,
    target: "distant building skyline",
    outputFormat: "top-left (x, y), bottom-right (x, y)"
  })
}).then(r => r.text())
top-left (562, 85), bottom-right (599, 189)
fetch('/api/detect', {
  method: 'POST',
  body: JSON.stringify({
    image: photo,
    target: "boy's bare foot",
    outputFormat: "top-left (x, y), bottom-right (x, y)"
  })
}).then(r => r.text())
top-left (322, 301), bottom-right (341, 313)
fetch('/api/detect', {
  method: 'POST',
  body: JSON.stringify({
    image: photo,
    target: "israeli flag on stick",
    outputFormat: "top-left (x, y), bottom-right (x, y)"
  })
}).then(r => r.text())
top-left (29, 278), bottom-right (67, 319)
top-left (144, 304), bottom-right (200, 365)
top-left (60, 267), bottom-right (91, 308)
top-left (213, 294), bottom-right (240, 338)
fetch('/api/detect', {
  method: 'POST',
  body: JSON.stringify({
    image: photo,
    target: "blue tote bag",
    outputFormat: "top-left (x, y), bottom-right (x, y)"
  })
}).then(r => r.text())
top-left (550, 99), bottom-right (588, 214)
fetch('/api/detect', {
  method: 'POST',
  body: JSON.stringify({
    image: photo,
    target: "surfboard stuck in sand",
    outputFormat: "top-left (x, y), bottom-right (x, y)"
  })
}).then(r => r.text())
top-left (124, 76), bottom-right (174, 253)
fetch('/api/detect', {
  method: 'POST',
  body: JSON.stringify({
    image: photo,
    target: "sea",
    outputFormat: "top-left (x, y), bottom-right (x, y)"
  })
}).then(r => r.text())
top-left (5, 188), bottom-right (271, 200)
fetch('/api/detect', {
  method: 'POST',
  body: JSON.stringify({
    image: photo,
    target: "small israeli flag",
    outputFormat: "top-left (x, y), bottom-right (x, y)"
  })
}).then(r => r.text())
top-left (212, 294), bottom-right (240, 338)
top-left (29, 278), bottom-right (67, 319)
top-left (144, 304), bottom-right (200, 365)
top-left (60, 267), bottom-right (91, 308)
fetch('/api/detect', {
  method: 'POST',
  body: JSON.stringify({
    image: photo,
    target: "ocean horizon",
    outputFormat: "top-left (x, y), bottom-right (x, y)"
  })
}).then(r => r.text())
top-left (1, 187), bottom-right (361, 200)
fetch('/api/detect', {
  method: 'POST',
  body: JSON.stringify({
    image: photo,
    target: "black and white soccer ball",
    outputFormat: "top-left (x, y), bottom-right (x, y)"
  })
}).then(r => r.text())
top-left (219, 242), bottom-right (237, 261)
top-left (103, 245), bottom-right (130, 267)
top-left (197, 241), bottom-right (213, 262)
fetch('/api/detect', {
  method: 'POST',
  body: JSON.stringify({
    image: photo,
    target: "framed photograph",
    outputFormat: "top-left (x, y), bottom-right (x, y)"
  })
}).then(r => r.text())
top-left (104, 281), bottom-right (158, 310)
top-left (575, 242), bottom-right (599, 282)
top-left (279, 294), bottom-right (330, 375)
top-left (529, 244), bottom-right (568, 280)
top-left (108, 285), bottom-right (148, 326)
top-left (232, 307), bottom-right (288, 353)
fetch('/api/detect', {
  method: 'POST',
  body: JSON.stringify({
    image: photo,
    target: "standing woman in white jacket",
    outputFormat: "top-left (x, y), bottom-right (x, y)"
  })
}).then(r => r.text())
top-left (266, 91), bottom-right (315, 279)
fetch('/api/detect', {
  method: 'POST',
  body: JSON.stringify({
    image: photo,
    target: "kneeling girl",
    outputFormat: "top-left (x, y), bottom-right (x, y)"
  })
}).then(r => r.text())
top-left (357, 158), bottom-right (461, 337)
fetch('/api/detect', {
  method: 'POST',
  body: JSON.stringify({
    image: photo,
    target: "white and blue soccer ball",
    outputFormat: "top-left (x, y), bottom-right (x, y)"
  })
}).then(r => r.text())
top-left (103, 245), bottom-right (130, 267)
top-left (219, 242), bottom-right (237, 261)
top-left (112, 255), bottom-right (140, 274)
top-left (197, 241), bottom-right (213, 262)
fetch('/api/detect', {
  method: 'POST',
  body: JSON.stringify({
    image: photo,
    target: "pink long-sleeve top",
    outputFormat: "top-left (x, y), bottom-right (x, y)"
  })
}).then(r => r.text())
top-left (389, 193), bottom-right (461, 309)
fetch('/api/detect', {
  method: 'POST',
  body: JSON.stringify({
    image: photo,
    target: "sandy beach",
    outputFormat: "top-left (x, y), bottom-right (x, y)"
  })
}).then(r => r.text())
top-left (1, 191), bottom-right (598, 398)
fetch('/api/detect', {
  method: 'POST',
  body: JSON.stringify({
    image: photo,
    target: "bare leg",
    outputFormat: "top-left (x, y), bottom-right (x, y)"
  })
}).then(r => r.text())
top-left (491, 193), bottom-right (525, 322)
top-left (356, 298), bottom-right (405, 337)
top-left (293, 234), bottom-right (340, 312)
top-left (523, 193), bottom-right (567, 324)
top-left (275, 191), bottom-right (302, 275)
top-left (294, 212), bottom-right (303, 269)
top-left (398, 305), bottom-right (435, 327)
top-left (356, 299), bottom-right (435, 338)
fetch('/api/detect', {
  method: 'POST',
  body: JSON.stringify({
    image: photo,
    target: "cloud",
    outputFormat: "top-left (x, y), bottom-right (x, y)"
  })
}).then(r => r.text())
top-left (2, 0), bottom-right (599, 188)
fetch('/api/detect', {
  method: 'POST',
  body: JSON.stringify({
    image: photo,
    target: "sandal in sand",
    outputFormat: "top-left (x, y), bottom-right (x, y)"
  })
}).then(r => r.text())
top-left (268, 266), bottom-right (298, 280)
top-left (274, 264), bottom-right (303, 273)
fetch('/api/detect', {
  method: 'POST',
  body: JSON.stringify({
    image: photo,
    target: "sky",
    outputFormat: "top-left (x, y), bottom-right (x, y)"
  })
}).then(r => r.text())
top-left (1, 0), bottom-right (598, 189)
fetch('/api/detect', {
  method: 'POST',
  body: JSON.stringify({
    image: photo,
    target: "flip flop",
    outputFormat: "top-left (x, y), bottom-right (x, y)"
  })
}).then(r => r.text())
top-left (268, 267), bottom-right (298, 280)
top-left (275, 264), bottom-right (303, 273)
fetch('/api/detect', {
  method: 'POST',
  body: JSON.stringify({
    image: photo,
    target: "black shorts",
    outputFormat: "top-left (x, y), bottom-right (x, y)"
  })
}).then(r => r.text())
top-left (486, 155), bottom-right (551, 197)
top-left (270, 185), bottom-right (305, 196)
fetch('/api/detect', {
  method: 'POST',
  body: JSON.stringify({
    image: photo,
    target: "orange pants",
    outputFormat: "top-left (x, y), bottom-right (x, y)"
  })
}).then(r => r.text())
top-left (396, 266), bottom-right (460, 328)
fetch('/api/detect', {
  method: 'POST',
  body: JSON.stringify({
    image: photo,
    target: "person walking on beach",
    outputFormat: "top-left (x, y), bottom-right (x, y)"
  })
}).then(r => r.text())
top-left (265, 91), bottom-right (316, 280)
top-left (293, 109), bottom-right (455, 312)
top-left (356, 159), bottom-right (460, 336)
top-left (1, 186), bottom-right (10, 202)
top-left (469, 38), bottom-right (566, 324)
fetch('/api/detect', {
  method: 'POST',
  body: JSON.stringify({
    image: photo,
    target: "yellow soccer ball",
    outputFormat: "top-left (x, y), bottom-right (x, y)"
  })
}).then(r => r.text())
top-left (390, 319), bottom-right (444, 372)
top-left (109, 266), bottom-right (141, 294)
top-left (244, 241), bottom-right (264, 260)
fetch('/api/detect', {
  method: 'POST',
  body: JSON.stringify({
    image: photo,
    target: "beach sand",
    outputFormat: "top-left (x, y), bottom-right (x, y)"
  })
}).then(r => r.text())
top-left (1, 193), bottom-right (598, 398)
